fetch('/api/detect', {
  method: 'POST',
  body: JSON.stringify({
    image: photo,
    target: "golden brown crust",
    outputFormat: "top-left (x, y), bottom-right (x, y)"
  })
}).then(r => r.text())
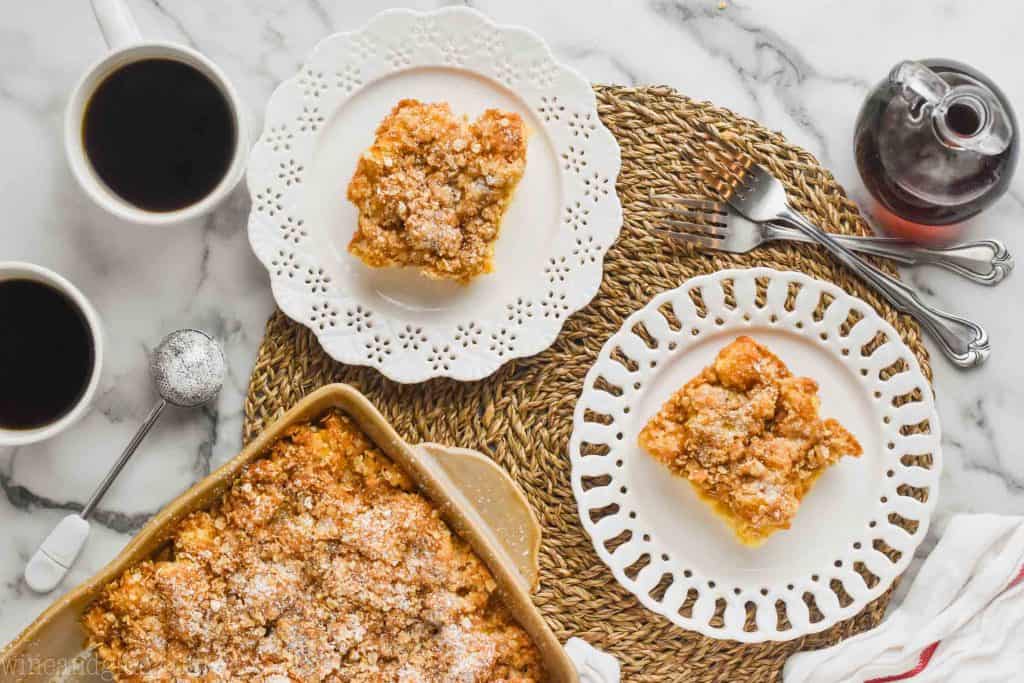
top-left (638, 336), bottom-right (862, 545)
top-left (83, 412), bottom-right (545, 682)
top-left (346, 99), bottom-right (527, 283)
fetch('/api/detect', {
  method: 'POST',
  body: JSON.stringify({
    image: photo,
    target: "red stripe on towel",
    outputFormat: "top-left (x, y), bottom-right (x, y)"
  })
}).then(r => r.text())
top-left (864, 562), bottom-right (1024, 683)
top-left (1008, 564), bottom-right (1024, 590)
top-left (863, 642), bottom-right (939, 683)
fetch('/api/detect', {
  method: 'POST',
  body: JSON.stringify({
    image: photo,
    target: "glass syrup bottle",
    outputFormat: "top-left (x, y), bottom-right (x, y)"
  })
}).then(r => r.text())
top-left (854, 59), bottom-right (1018, 242)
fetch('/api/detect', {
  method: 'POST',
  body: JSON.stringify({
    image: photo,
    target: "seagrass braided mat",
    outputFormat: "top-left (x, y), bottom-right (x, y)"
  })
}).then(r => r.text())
top-left (242, 85), bottom-right (934, 682)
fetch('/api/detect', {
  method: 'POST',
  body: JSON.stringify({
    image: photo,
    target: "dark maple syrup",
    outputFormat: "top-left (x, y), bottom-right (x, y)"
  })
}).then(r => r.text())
top-left (854, 59), bottom-right (1018, 240)
top-left (0, 279), bottom-right (95, 430)
top-left (83, 58), bottom-right (236, 212)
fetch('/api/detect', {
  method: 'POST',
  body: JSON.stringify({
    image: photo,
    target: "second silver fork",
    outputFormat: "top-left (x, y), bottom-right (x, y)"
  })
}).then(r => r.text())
top-left (648, 195), bottom-right (1013, 286)
top-left (724, 164), bottom-right (990, 368)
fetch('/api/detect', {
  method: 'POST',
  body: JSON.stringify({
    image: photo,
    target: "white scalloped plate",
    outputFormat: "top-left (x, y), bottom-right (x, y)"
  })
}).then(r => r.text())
top-left (246, 7), bottom-right (622, 383)
top-left (570, 268), bottom-right (942, 642)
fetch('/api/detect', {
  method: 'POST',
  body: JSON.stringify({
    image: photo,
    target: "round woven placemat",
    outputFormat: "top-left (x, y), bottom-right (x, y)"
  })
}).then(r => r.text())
top-left (243, 85), bottom-right (933, 682)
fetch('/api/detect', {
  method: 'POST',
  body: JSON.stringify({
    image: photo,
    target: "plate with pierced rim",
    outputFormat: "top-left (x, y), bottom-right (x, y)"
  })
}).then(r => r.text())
top-left (569, 268), bottom-right (942, 642)
top-left (246, 7), bottom-right (622, 383)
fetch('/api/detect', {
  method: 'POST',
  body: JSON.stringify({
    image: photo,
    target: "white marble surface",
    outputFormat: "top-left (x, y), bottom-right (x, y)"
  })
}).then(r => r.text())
top-left (2, 0), bottom-right (1023, 646)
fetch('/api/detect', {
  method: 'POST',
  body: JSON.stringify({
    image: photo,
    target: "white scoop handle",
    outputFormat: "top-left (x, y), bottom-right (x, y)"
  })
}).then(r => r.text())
top-left (24, 515), bottom-right (91, 593)
top-left (24, 400), bottom-right (166, 593)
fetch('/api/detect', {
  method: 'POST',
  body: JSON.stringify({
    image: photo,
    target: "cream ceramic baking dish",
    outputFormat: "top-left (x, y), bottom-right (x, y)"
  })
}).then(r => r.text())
top-left (0, 384), bottom-right (578, 682)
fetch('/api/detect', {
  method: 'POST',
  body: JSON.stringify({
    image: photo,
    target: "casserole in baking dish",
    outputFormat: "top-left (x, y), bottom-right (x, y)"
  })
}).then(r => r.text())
top-left (0, 384), bottom-right (576, 682)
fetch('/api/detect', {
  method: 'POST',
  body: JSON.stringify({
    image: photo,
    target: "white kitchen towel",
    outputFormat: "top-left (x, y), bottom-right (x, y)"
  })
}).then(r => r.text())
top-left (784, 514), bottom-right (1024, 683)
top-left (565, 637), bottom-right (621, 683)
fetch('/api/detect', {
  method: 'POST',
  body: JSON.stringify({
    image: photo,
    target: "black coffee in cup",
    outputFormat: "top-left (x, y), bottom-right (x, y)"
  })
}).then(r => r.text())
top-left (83, 58), bottom-right (236, 212)
top-left (0, 280), bottom-right (96, 429)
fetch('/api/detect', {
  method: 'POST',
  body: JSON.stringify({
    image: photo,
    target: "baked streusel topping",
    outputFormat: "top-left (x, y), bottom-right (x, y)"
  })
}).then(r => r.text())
top-left (347, 99), bottom-right (527, 283)
top-left (638, 336), bottom-right (862, 546)
top-left (83, 412), bottom-right (545, 681)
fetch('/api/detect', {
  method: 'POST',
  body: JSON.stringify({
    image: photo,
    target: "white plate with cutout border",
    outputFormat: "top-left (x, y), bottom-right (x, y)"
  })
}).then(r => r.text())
top-left (247, 7), bottom-right (622, 383)
top-left (569, 268), bottom-right (941, 642)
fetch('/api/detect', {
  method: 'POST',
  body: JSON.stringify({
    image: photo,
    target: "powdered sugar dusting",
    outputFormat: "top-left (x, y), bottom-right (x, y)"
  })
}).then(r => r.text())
top-left (83, 411), bottom-right (543, 681)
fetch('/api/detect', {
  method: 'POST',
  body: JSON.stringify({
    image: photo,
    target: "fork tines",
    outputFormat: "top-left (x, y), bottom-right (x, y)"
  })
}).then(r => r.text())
top-left (644, 194), bottom-right (729, 242)
top-left (647, 194), bottom-right (727, 216)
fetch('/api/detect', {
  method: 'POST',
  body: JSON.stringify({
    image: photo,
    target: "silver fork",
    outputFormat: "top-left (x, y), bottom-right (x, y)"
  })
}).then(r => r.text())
top-left (722, 163), bottom-right (990, 368)
top-left (648, 196), bottom-right (1013, 286)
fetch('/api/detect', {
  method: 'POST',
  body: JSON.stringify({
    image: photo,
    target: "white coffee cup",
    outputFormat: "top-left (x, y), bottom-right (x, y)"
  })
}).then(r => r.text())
top-left (65, 0), bottom-right (248, 226)
top-left (0, 263), bottom-right (104, 447)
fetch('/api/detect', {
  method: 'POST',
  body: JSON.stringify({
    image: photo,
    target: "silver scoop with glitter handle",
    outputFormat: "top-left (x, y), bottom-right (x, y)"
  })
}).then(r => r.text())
top-left (24, 329), bottom-right (226, 593)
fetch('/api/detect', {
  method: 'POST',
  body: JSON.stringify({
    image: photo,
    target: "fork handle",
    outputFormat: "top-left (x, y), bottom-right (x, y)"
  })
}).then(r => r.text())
top-left (776, 206), bottom-right (990, 368)
top-left (768, 226), bottom-right (1013, 285)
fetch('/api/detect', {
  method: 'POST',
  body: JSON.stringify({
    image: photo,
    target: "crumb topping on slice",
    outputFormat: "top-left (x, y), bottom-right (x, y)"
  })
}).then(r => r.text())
top-left (347, 99), bottom-right (527, 283)
top-left (638, 336), bottom-right (862, 545)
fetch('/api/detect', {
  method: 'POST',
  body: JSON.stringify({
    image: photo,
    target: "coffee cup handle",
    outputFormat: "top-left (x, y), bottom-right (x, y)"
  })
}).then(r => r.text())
top-left (91, 0), bottom-right (142, 50)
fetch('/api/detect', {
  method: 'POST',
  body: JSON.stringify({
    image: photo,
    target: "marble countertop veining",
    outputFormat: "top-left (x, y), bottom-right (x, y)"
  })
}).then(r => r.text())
top-left (2, 0), bottom-right (1023, 645)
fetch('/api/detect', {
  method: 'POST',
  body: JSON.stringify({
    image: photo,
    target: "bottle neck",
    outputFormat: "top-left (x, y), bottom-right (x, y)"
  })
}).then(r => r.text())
top-left (891, 60), bottom-right (1012, 157)
top-left (933, 92), bottom-right (990, 150)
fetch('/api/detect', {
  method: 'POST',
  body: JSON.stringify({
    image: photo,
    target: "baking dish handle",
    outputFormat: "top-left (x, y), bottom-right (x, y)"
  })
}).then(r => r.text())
top-left (414, 443), bottom-right (542, 592)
